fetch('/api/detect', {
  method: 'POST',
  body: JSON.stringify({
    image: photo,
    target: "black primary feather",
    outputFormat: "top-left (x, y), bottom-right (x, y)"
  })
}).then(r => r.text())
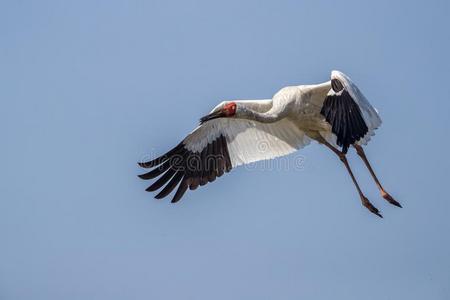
top-left (138, 134), bottom-right (232, 203)
top-left (321, 87), bottom-right (368, 153)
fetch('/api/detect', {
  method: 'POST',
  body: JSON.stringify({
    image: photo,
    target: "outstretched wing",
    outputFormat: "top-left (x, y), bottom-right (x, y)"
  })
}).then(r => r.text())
top-left (320, 70), bottom-right (382, 153)
top-left (139, 117), bottom-right (310, 203)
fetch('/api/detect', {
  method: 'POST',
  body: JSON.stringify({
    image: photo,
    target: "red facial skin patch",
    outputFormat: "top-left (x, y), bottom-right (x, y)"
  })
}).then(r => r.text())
top-left (223, 102), bottom-right (237, 117)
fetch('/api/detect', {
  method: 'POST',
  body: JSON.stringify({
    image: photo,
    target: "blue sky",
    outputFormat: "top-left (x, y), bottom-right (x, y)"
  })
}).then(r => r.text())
top-left (1, 0), bottom-right (450, 299)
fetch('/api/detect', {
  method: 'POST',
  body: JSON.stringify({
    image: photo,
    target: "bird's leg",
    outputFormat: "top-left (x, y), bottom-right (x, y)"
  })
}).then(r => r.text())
top-left (352, 144), bottom-right (401, 208)
top-left (318, 138), bottom-right (382, 218)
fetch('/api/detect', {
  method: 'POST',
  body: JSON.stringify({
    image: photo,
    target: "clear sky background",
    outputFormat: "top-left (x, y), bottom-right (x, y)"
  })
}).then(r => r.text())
top-left (1, 1), bottom-right (450, 299)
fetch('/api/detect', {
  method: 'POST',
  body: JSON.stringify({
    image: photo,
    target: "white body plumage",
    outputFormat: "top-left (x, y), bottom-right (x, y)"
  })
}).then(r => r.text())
top-left (139, 70), bottom-right (397, 216)
top-left (184, 70), bottom-right (381, 167)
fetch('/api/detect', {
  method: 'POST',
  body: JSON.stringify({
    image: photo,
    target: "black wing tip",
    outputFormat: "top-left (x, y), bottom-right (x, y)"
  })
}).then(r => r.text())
top-left (138, 173), bottom-right (148, 180)
top-left (321, 90), bottom-right (368, 152)
top-left (171, 189), bottom-right (186, 203)
top-left (138, 143), bottom-right (185, 169)
top-left (140, 134), bottom-right (232, 203)
top-left (138, 162), bottom-right (150, 168)
top-left (145, 186), bottom-right (157, 192)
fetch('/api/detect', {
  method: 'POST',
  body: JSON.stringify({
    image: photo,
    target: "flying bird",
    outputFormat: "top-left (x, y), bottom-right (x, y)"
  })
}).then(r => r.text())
top-left (138, 70), bottom-right (400, 217)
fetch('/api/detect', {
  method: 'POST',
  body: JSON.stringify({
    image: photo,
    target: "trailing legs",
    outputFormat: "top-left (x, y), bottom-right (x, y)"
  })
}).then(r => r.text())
top-left (318, 137), bottom-right (383, 218)
top-left (353, 144), bottom-right (401, 208)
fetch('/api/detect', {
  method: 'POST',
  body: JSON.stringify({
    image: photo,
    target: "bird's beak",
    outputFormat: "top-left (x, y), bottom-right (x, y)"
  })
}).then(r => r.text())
top-left (199, 110), bottom-right (226, 124)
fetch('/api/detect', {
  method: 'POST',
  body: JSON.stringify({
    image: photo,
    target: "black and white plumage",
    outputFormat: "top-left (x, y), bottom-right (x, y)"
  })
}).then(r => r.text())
top-left (139, 70), bottom-right (399, 217)
top-left (321, 83), bottom-right (368, 153)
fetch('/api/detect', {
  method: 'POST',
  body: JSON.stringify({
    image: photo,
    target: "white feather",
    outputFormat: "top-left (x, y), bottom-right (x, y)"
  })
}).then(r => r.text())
top-left (183, 118), bottom-right (310, 168)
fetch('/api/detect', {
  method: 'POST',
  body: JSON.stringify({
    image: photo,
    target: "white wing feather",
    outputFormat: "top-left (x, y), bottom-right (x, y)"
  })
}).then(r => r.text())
top-left (183, 118), bottom-right (310, 168)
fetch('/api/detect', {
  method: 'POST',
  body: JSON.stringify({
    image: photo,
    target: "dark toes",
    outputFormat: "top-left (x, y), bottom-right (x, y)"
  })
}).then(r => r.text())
top-left (362, 197), bottom-right (383, 218)
top-left (390, 200), bottom-right (402, 208)
top-left (374, 211), bottom-right (383, 218)
top-left (382, 192), bottom-right (402, 208)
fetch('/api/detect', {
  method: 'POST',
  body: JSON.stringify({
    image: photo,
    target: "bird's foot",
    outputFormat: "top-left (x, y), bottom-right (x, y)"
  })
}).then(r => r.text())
top-left (361, 195), bottom-right (383, 218)
top-left (381, 190), bottom-right (402, 208)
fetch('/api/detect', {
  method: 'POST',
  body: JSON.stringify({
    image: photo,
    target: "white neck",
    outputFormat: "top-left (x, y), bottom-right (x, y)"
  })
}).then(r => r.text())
top-left (236, 100), bottom-right (287, 123)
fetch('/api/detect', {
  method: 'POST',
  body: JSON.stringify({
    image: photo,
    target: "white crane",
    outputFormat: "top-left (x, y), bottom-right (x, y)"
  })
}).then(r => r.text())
top-left (139, 70), bottom-right (400, 217)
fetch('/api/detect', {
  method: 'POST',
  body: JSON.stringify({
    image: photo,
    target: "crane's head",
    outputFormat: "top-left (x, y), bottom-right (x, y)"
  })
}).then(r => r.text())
top-left (200, 102), bottom-right (237, 124)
